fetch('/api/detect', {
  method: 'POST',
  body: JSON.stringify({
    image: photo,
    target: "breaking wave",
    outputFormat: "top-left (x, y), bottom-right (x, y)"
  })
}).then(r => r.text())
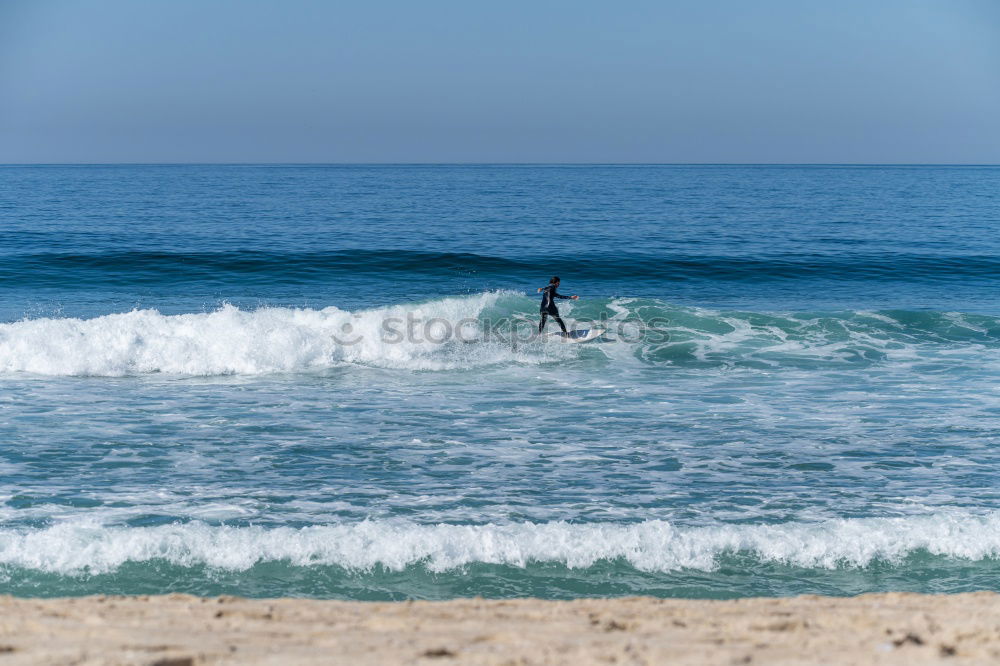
top-left (1, 292), bottom-right (999, 376)
top-left (3, 513), bottom-right (1000, 576)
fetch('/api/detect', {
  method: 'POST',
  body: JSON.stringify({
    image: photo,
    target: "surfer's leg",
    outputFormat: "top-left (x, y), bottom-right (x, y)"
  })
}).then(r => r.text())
top-left (553, 315), bottom-right (568, 334)
top-left (538, 313), bottom-right (548, 332)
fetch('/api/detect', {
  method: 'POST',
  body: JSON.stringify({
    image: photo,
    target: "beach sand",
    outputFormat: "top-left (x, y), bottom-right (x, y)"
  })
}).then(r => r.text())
top-left (1, 592), bottom-right (998, 665)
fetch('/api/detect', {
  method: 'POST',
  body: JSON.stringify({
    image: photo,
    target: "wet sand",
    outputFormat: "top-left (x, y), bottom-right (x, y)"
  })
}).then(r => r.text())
top-left (1, 592), bottom-right (998, 665)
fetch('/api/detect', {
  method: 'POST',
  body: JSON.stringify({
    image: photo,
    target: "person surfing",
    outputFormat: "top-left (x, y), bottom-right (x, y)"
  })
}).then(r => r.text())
top-left (536, 276), bottom-right (578, 335)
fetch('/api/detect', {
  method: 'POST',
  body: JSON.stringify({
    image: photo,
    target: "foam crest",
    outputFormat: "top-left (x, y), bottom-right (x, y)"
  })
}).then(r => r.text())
top-left (2, 514), bottom-right (999, 575)
top-left (3, 295), bottom-right (999, 376)
top-left (0, 292), bottom-right (539, 376)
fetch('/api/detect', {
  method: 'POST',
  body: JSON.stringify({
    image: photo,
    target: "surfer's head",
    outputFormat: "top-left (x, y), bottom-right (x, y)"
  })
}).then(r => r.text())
top-left (550, 276), bottom-right (560, 285)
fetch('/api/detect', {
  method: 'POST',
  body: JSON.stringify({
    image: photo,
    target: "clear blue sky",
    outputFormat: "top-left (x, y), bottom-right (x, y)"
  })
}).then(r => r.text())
top-left (1, 0), bottom-right (998, 163)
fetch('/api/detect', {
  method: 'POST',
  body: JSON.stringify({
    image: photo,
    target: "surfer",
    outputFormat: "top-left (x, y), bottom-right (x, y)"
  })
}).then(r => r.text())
top-left (537, 276), bottom-right (578, 334)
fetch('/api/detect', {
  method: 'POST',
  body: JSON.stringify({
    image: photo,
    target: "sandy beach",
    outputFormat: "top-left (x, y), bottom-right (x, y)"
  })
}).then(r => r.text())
top-left (0, 592), bottom-right (998, 665)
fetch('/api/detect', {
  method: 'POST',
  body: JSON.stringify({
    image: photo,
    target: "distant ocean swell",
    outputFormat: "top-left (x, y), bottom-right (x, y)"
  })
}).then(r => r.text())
top-left (0, 292), bottom-right (998, 376)
top-left (2, 250), bottom-right (1000, 287)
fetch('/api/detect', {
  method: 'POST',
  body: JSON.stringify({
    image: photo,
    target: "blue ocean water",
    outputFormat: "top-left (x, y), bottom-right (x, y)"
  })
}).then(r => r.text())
top-left (2, 164), bottom-right (1000, 599)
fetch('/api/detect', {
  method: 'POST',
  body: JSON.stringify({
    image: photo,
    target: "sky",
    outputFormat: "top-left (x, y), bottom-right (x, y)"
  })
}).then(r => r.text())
top-left (1, 0), bottom-right (998, 163)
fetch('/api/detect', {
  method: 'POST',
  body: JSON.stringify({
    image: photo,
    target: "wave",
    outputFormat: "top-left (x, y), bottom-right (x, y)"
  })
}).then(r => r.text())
top-left (0, 292), bottom-right (551, 375)
top-left (628, 302), bottom-right (1000, 369)
top-left (2, 293), bottom-right (999, 376)
top-left (3, 249), bottom-right (1000, 287)
top-left (3, 513), bottom-right (1000, 576)
top-left (0, 250), bottom-right (526, 287)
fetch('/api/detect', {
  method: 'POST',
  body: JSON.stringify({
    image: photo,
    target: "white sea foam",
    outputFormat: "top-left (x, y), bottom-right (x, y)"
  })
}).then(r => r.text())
top-left (0, 296), bottom-right (993, 376)
top-left (0, 292), bottom-right (548, 376)
top-left (2, 513), bottom-right (999, 575)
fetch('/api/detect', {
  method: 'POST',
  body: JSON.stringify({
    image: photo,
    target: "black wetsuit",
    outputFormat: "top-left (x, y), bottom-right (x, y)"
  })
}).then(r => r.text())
top-left (538, 285), bottom-right (569, 333)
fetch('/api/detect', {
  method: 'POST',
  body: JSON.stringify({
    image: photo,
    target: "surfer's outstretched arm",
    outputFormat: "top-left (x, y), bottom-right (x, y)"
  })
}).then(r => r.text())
top-left (540, 288), bottom-right (579, 300)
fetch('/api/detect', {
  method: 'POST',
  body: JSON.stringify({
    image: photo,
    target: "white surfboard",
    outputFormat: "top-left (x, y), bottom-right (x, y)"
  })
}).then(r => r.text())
top-left (545, 327), bottom-right (604, 343)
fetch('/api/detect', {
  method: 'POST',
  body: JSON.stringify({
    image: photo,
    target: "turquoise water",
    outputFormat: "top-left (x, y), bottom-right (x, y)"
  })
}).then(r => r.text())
top-left (2, 164), bottom-right (1000, 599)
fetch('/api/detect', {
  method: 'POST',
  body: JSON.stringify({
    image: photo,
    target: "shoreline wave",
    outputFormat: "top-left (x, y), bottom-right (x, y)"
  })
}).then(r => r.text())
top-left (2, 513), bottom-right (1000, 576)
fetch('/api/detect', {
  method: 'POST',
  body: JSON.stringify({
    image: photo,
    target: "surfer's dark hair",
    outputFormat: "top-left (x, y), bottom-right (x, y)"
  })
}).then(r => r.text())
top-left (550, 276), bottom-right (560, 284)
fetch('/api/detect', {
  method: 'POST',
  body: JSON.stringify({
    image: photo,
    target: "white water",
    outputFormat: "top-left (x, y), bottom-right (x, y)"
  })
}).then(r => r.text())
top-left (0, 292), bottom-right (560, 376)
top-left (2, 513), bottom-right (999, 575)
top-left (2, 294), bottom-right (994, 377)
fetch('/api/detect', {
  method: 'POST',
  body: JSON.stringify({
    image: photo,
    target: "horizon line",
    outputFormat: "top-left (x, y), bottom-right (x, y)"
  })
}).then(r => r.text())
top-left (2, 162), bottom-right (999, 167)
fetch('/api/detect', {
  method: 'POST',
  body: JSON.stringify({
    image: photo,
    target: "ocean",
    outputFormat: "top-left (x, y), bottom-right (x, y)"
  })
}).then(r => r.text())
top-left (2, 164), bottom-right (1000, 600)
